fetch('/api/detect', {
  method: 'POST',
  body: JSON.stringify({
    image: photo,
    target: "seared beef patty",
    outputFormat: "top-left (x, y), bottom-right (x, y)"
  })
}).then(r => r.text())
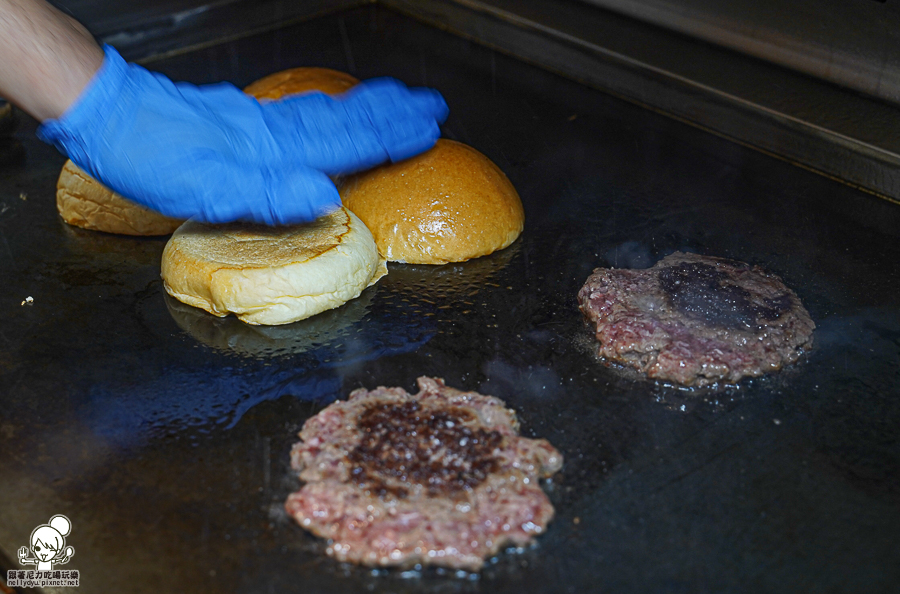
top-left (285, 377), bottom-right (563, 570)
top-left (577, 252), bottom-right (814, 387)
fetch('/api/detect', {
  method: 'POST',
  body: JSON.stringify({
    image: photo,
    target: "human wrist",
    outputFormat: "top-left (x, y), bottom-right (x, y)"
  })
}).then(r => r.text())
top-left (0, 0), bottom-right (103, 121)
top-left (37, 45), bottom-right (129, 174)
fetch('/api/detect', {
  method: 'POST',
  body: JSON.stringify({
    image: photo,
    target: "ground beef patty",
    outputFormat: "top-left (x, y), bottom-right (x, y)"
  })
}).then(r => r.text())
top-left (577, 252), bottom-right (815, 387)
top-left (285, 377), bottom-right (562, 571)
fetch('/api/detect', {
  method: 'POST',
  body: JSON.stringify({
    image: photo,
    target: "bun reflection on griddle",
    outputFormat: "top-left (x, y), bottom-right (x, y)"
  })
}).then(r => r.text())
top-left (339, 139), bottom-right (524, 265)
top-left (378, 239), bottom-right (520, 300)
top-left (165, 290), bottom-right (373, 358)
top-left (375, 240), bottom-right (521, 326)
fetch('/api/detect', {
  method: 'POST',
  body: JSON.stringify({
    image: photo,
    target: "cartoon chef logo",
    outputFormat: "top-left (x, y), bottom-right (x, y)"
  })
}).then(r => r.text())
top-left (18, 515), bottom-right (75, 571)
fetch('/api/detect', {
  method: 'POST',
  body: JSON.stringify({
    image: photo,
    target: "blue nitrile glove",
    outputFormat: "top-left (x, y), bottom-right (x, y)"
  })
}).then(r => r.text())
top-left (38, 45), bottom-right (449, 225)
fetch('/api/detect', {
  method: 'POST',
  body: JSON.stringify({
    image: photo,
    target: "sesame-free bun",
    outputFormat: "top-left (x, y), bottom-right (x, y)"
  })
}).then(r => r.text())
top-left (161, 207), bottom-right (387, 326)
top-left (56, 160), bottom-right (183, 236)
top-left (243, 67), bottom-right (359, 100)
top-left (339, 139), bottom-right (524, 264)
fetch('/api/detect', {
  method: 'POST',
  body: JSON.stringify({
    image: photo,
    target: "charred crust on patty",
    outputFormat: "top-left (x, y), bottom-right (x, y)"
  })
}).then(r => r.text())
top-left (347, 400), bottom-right (504, 500)
top-left (284, 377), bottom-right (562, 570)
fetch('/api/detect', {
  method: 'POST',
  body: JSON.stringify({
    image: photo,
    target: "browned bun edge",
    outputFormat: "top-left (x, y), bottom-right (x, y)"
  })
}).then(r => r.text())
top-left (339, 139), bottom-right (524, 264)
top-left (243, 67), bottom-right (360, 100)
top-left (56, 160), bottom-right (184, 236)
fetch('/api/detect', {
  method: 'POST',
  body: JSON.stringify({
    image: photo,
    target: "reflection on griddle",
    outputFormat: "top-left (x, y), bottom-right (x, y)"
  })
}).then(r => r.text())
top-left (57, 221), bottom-right (167, 267)
top-left (165, 290), bottom-right (374, 358)
top-left (163, 241), bottom-right (519, 359)
top-left (379, 240), bottom-right (520, 300)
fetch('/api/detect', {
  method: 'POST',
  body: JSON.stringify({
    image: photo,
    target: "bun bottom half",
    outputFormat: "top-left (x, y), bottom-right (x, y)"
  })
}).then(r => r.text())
top-left (56, 160), bottom-right (183, 236)
top-left (161, 207), bottom-right (386, 326)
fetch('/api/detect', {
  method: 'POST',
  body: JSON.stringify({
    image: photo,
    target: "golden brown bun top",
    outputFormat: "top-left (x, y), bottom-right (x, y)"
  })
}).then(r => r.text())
top-left (339, 139), bottom-right (524, 264)
top-left (243, 67), bottom-right (359, 100)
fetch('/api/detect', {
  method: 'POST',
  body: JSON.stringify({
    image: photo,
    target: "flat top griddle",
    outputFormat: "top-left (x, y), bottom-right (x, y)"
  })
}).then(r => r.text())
top-left (1, 6), bottom-right (899, 593)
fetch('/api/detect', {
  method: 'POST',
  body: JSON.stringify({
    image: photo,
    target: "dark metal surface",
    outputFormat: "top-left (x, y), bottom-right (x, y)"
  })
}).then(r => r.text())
top-left (52, 0), bottom-right (366, 62)
top-left (386, 0), bottom-right (900, 204)
top-left (1, 6), bottom-right (899, 593)
top-left (583, 0), bottom-right (900, 105)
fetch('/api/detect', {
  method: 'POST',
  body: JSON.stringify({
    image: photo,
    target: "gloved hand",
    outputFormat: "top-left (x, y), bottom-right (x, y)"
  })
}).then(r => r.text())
top-left (38, 45), bottom-right (449, 225)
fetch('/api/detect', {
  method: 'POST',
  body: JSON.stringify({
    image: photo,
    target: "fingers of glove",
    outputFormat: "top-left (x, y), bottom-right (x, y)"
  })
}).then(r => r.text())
top-left (263, 80), bottom-right (447, 173)
top-left (172, 79), bottom-right (282, 156)
top-left (101, 147), bottom-right (341, 226)
top-left (341, 79), bottom-right (437, 128)
top-left (265, 92), bottom-right (344, 137)
top-left (190, 161), bottom-right (341, 225)
top-left (264, 93), bottom-right (390, 173)
top-left (347, 81), bottom-right (447, 126)
top-left (261, 166), bottom-right (343, 225)
top-left (338, 79), bottom-right (447, 162)
top-left (299, 127), bottom-right (391, 174)
top-left (378, 115), bottom-right (442, 162)
top-left (403, 87), bottom-right (450, 124)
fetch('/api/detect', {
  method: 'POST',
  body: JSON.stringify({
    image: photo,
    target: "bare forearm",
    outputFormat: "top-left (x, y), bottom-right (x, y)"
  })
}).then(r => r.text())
top-left (0, 0), bottom-right (103, 121)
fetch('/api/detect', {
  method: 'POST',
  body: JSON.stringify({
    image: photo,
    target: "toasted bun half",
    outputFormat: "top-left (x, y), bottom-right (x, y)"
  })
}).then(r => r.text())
top-left (56, 160), bottom-right (184, 236)
top-left (161, 207), bottom-right (387, 326)
top-left (339, 139), bottom-right (524, 264)
top-left (243, 67), bottom-right (359, 100)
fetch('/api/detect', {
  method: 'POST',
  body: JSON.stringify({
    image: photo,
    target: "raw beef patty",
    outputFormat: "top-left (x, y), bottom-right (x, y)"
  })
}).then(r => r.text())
top-left (577, 252), bottom-right (814, 387)
top-left (285, 377), bottom-right (563, 570)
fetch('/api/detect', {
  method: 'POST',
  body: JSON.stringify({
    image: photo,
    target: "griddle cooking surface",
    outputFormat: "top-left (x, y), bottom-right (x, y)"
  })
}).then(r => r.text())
top-left (1, 6), bottom-right (899, 593)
